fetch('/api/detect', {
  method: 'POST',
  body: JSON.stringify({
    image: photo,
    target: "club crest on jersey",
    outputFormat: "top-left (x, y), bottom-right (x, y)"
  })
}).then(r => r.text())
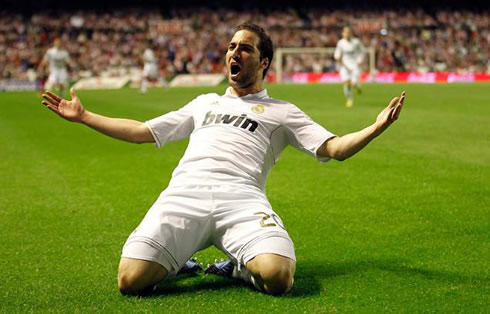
top-left (202, 111), bottom-right (259, 133)
top-left (251, 104), bottom-right (265, 114)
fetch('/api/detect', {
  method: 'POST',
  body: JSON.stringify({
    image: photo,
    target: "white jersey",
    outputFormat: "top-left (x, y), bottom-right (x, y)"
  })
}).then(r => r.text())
top-left (334, 38), bottom-right (365, 71)
top-left (44, 47), bottom-right (70, 72)
top-left (143, 48), bottom-right (157, 65)
top-left (146, 87), bottom-right (336, 192)
top-left (142, 48), bottom-right (158, 79)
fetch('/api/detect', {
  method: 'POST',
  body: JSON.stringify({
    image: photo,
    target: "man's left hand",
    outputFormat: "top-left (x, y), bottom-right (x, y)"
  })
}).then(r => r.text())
top-left (374, 91), bottom-right (405, 136)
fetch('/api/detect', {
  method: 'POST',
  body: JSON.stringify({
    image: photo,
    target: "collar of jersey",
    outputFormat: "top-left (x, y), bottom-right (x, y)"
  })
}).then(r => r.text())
top-left (224, 87), bottom-right (268, 100)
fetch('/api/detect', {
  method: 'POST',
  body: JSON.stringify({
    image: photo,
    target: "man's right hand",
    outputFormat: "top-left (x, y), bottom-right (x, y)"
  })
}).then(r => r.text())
top-left (42, 88), bottom-right (86, 123)
top-left (42, 87), bottom-right (154, 144)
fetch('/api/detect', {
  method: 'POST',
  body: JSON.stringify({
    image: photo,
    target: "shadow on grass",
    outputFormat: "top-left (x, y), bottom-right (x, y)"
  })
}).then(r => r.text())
top-left (140, 269), bottom-right (322, 298)
top-left (153, 273), bottom-right (243, 296)
top-left (297, 258), bottom-right (489, 284)
top-left (125, 259), bottom-right (487, 298)
top-left (152, 273), bottom-right (323, 297)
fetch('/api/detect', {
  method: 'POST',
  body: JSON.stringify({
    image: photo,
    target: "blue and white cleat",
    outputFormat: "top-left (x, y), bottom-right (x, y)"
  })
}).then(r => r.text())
top-left (177, 258), bottom-right (203, 275)
top-left (204, 259), bottom-right (235, 277)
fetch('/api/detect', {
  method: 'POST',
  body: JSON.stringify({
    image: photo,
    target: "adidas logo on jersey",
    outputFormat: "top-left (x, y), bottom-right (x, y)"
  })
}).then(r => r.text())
top-left (202, 111), bottom-right (259, 133)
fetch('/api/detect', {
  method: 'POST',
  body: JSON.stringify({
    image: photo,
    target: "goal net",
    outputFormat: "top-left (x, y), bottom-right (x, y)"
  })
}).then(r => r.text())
top-left (273, 47), bottom-right (376, 83)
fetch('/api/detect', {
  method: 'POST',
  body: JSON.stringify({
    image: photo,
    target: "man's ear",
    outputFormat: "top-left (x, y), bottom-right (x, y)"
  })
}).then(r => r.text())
top-left (261, 57), bottom-right (269, 70)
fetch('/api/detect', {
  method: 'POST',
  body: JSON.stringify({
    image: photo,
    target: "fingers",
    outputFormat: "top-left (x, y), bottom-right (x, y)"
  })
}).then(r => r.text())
top-left (392, 91), bottom-right (406, 120)
top-left (382, 97), bottom-right (398, 124)
top-left (46, 91), bottom-right (62, 103)
top-left (70, 87), bottom-right (77, 99)
top-left (398, 91), bottom-right (406, 108)
top-left (390, 91), bottom-right (406, 121)
top-left (41, 93), bottom-right (60, 107)
top-left (41, 91), bottom-right (63, 116)
top-left (41, 101), bottom-right (60, 114)
top-left (387, 96), bottom-right (399, 109)
top-left (390, 105), bottom-right (399, 121)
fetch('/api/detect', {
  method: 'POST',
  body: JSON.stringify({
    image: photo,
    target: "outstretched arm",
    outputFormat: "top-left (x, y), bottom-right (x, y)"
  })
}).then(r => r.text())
top-left (41, 88), bottom-right (154, 144)
top-left (318, 91), bottom-right (405, 161)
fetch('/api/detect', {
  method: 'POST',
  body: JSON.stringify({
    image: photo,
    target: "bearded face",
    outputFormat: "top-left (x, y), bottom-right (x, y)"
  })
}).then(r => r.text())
top-left (226, 30), bottom-right (268, 90)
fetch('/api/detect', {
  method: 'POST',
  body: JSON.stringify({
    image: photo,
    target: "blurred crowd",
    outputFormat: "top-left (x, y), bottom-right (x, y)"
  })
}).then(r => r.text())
top-left (0, 8), bottom-right (488, 81)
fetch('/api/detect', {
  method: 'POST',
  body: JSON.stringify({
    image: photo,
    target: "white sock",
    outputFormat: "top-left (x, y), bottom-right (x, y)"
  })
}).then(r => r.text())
top-left (141, 79), bottom-right (148, 93)
top-left (344, 84), bottom-right (353, 101)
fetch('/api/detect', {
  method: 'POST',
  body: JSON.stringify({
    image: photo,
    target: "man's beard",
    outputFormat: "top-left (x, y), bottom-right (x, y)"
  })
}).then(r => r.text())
top-left (228, 70), bottom-right (256, 89)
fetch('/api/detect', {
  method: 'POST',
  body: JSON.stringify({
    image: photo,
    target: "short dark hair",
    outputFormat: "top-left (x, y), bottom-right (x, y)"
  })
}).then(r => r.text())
top-left (236, 23), bottom-right (273, 79)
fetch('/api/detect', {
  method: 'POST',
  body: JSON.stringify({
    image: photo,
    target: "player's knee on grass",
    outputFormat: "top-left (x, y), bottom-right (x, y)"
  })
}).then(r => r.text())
top-left (248, 254), bottom-right (296, 296)
top-left (118, 258), bottom-right (168, 295)
top-left (260, 262), bottom-right (295, 295)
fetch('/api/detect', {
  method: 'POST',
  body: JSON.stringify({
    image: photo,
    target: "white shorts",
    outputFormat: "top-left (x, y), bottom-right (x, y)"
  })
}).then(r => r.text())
top-left (339, 66), bottom-right (360, 84)
top-left (121, 186), bottom-right (295, 276)
top-left (143, 63), bottom-right (158, 79)
top-left (46, 69), bottom-right (68, 88)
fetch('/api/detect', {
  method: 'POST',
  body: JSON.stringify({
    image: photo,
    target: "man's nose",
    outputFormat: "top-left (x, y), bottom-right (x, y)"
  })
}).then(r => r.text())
top-left (231, 48), bottom-right (240, 59)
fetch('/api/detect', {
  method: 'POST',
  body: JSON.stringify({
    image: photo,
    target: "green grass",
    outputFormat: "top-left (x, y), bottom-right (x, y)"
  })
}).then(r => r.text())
top-left (1, 83), bottom-right (489, 312)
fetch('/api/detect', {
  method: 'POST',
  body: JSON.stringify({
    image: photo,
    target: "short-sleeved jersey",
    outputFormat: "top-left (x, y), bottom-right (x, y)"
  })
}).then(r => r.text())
top-left (44, 47), bottom-right (70, 72)
top-left (146, 87), bottom-right (336, 192)
top-left (143, 48), bottom-right (157, 65)
top-left (334, 38), bottom-right (365, 71)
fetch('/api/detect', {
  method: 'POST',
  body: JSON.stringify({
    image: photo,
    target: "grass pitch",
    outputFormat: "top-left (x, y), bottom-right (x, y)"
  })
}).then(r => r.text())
top-left (1, 83), bottom-right (488, 312)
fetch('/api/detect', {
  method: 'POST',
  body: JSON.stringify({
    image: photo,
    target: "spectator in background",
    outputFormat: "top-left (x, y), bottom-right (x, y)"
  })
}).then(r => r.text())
top-left (0, 9), bottom-right (488, 82)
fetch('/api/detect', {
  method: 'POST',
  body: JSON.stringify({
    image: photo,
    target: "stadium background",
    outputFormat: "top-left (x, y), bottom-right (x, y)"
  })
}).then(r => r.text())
top-left (1, 0), bottom-right (489, 312)
top-left (0, 0), bottom-right (489, 89)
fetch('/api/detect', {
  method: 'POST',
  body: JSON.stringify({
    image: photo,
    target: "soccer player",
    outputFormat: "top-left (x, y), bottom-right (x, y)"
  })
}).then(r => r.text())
top-left (39, 38), bottom-right (71, 98)
top-left (41, 23), bottom-right (405, 296)
top-left (140, 44), bottom-right (160, 93)
top-left (334, 26), bottom-right (366, 108)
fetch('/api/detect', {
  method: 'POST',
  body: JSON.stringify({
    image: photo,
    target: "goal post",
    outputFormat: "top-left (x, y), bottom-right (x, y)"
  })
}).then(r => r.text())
top-left (274, 47), bottom-right (376, 83)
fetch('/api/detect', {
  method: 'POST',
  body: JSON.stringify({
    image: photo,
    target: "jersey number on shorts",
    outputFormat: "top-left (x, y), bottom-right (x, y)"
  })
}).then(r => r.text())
top-left (254, 212), bottom-right (285, 229)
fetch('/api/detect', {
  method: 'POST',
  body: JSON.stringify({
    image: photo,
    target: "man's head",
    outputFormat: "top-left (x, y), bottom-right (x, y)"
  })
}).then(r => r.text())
top-left (342, 26), bottom-right (353, 40)
top-left (226, 23), bottom-right (273, 91)
top-left (54, 38), bottom-right (61, 48)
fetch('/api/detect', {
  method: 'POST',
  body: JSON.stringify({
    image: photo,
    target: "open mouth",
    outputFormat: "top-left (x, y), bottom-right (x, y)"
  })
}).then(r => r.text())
top-left (230, 63), bottom-right (241, 76)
